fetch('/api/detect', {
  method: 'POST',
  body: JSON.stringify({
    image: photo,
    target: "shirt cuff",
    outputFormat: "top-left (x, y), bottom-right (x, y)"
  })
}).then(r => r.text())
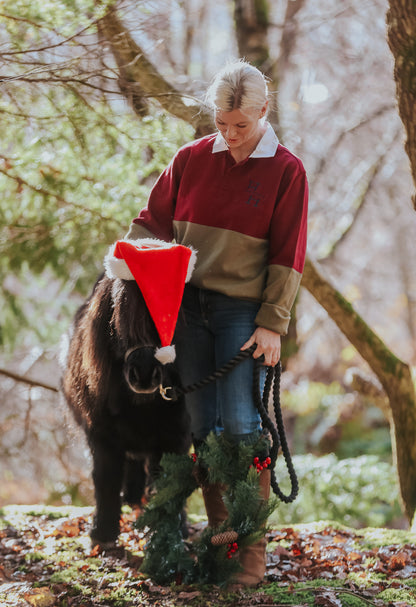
top-left (255, 303), bottom-right (291, 336)
top-left (124, 222), bottom-right (157, 240)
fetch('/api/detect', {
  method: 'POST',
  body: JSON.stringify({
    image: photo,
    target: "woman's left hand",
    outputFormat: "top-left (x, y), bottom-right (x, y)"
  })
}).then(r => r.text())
top-left (241, 327), bottom-right (281, 367)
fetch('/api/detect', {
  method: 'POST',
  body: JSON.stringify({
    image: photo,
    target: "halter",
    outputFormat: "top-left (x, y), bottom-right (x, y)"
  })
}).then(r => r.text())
top-left (124, 345), bottom-right (176, 399)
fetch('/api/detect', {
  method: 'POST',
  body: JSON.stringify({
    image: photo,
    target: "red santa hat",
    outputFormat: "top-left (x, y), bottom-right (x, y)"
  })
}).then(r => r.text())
top-left (104, 238), bottom-right (197, 364)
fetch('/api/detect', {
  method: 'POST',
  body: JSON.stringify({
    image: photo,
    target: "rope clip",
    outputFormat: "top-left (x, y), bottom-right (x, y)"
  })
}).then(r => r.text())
top-left (159, 385), bottom-right (176, 401)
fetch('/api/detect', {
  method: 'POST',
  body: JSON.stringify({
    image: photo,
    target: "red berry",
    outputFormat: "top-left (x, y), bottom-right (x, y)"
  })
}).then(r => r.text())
top-left (254, 457), bottom-right (260, 464)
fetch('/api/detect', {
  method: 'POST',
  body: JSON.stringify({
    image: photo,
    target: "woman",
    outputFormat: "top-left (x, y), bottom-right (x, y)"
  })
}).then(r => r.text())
top-left (126, 60), bottom-right (308, 586)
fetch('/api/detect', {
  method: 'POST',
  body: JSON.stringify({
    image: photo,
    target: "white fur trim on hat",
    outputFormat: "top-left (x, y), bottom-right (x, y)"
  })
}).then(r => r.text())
top-left (185, 247), bottom-right (197, 282)
top-left (104, 238), bottom-right (197, 282)
top-left (154, 345), bottom-right (176, 364)
top-left (104, 238), bottom-right (169, 280)
top-left (104, 241), bottom-right (133, 280)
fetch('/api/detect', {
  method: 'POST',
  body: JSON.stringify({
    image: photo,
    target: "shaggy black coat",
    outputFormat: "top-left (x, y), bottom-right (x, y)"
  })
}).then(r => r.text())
top-left (61, 275), bottom-right (191, 546)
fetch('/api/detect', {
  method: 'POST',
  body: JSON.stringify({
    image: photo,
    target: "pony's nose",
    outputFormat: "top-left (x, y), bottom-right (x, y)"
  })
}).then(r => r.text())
top-left (151, 365), bottom-right (162, 386)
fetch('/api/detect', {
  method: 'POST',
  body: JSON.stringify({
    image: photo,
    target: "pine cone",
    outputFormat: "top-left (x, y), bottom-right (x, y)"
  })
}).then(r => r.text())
top-left (211, 530), bottom-right (238, 546)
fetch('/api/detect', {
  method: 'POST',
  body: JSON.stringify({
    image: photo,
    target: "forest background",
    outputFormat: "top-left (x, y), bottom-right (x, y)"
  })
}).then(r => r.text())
top-left (0, 0), bottom-right (416, 533)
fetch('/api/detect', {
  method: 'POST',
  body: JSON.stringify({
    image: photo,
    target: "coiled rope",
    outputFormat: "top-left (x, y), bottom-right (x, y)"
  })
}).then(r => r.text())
top-left (174, 344), bottom-right (298, 503)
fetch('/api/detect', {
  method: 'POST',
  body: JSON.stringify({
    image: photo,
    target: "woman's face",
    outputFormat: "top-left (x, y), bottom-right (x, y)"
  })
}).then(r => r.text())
top-left (214, 105), bottom-right (267, 156)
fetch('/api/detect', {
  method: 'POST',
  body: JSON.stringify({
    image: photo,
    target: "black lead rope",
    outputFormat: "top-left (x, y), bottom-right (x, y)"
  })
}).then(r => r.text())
top-left (173, 344), bottom-right (298, 503)
top-left (252, 357), bottom-right (299, 503)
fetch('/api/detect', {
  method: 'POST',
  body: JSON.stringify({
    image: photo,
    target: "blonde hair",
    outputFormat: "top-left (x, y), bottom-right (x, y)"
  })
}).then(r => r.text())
top-left (205, 60), bottom-right (269, 114)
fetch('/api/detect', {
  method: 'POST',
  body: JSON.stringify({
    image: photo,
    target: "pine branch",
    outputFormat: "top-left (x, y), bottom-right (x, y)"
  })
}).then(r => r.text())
top-left (0, 166), bottom-right (125, 227)
top-left (0, 17), bottom-right (100, 56)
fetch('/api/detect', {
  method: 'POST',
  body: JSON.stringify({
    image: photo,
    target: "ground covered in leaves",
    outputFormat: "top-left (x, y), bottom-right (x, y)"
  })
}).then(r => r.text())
top-left (1, 505), bottom-right (416, 607)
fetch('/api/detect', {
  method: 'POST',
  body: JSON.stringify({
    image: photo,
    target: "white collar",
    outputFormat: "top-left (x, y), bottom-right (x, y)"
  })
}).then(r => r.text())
top-left (212, 122), bottom-right (279, 158)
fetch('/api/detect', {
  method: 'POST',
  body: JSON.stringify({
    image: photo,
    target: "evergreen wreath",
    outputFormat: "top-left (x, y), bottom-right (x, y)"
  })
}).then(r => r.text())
top-left (135, 432), bottom-right (278, 586)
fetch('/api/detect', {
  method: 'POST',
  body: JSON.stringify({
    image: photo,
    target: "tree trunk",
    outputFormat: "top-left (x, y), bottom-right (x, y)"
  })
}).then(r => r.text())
top-left (277, 0), bottom-right (306, 76)
top-left (233, 0), bottom-right (281, 134)
top-left (386, 1), bottom-right (416, 209)
top-left (302, 257), bottom-right (416, 523)
top-left (233, 0), bottom-right (270, 69)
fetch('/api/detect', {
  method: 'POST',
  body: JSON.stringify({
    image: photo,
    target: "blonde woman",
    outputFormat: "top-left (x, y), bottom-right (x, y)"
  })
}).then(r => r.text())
top-left (126, 60), bottom-right (308, 586)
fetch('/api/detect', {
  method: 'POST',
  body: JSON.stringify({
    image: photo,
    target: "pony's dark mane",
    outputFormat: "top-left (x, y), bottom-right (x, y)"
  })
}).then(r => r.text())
top-left (63, 275), bottom-right (160, 423)
top-left (110, 278), bottom-right (159, 352)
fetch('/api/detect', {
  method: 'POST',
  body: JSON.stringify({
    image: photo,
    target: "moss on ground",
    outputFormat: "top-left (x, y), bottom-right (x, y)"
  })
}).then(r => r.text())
top-left (1, 506), bottom-right (416, 606)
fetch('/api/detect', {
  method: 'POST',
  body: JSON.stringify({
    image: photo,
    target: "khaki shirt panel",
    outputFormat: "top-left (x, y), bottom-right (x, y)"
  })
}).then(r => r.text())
top-left (173, 220), bottom-right (268, 299)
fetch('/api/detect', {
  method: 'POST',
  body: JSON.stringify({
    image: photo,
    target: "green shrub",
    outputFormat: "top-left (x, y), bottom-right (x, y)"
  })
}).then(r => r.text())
top-left (282, 381), bottom-right (391, 460)
top-left (270, 453), bottom-right (402, 528)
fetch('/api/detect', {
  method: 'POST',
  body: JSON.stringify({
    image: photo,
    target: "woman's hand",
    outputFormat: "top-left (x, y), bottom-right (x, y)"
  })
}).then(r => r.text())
top-left (241, 327), bottom-right (281, 367)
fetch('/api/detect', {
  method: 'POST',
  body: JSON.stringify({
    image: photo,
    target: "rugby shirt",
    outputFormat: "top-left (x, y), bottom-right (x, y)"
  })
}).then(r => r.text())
top-left (126, 123), bottom-right (308, 335)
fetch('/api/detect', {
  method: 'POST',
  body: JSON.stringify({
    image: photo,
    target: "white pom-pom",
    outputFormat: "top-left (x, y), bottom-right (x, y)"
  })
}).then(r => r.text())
top-left (154, 345), bottom-right (176, 364)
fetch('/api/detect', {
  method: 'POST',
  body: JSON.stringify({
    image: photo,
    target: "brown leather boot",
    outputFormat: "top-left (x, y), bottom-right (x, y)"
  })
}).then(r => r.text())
top-left (201, 482), bottom-right (228, 529)
top-left (231, 468), bottom-right (271, 587)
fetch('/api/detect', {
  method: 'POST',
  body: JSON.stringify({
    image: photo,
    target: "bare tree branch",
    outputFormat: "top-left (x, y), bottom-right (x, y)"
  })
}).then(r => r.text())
top-left (97, 8), bottom-right (213, 136)
top-left (320, 124), bottom-right (403, 260)
top-left (310, 103), bottom-right (397, 191)
top-left (0, 12), bottom-right (48, 29)
top-left (0, 367), bottom-right (59, 393)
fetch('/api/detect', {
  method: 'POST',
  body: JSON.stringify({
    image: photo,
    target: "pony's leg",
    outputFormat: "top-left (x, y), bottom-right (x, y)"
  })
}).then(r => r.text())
top-left (90, 439), bottom-right (124, 546)
top-left (122, 456), bottom-right (147, 506)
top-left (143, 452), bottom-right (163, 501)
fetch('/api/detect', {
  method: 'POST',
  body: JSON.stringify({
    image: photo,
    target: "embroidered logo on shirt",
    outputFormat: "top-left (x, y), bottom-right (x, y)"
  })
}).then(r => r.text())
top-left (245, 180), bottom-right (264, 207)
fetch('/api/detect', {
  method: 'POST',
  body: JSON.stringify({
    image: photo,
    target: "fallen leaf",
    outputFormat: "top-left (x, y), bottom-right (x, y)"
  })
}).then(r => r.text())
top-left (390, 551), bottom-right (410, 570)
top-left (271, 544), bottom-right (292, 558)
top-left (88, 544), bottom-right (101, 557)
top-left (315, 589), bottom-right (343, 606)
top-left (346, 551), bottom-right (362, 562)
top-left (23, 587), bottom-right (55, 607)
top-left (333, 534), bottom-right (348, 544)
top-left (55, 518), bottom-right (84, 538)
top-left (177, 590), bottom-right (201, 600)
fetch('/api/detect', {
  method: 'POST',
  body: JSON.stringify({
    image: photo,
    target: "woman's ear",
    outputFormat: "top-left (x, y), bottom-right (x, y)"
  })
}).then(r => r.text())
top-left (260, 100), bottom-right (268, 118)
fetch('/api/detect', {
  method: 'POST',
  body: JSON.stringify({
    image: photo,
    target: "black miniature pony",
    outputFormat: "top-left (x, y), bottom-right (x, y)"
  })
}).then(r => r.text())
top-left (61, 274), bottom-right (191, 547)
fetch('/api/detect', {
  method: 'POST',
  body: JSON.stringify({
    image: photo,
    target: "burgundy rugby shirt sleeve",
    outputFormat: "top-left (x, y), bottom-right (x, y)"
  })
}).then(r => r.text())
top-left (255, 166), bottom-right (309, 335)
top-left (126, 147), bottom-right (189, 242)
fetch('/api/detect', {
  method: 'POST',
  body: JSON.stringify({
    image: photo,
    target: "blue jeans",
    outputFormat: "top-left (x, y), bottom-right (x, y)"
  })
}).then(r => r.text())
top-left (175, 285), bottom-right (264, 445)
